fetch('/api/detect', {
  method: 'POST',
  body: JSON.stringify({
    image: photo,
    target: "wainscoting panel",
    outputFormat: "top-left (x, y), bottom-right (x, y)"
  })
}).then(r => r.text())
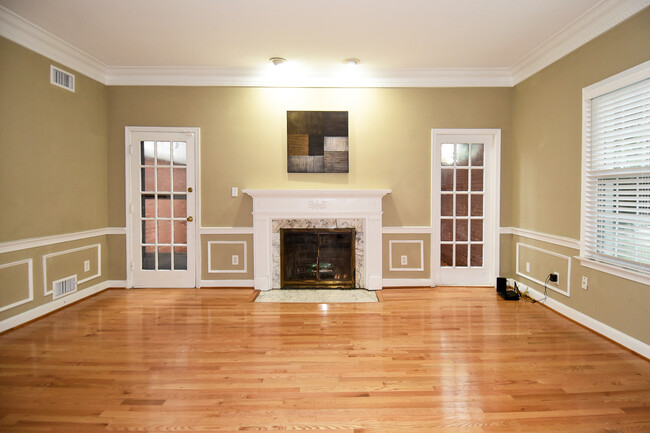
top-left (201, 234), bottom-right (253, 282)
top-left (382, 233), bottom-right (430, 283)
top-left (516, 242), bottom-right (571, 296)
top-left (0, 259), bottom-right (33, 313)
top-left (42, 244), bottom-right (101, 295)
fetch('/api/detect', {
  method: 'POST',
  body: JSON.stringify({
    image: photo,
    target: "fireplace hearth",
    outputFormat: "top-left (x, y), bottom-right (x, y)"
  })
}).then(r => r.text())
top-left (281, 228), bottom-right (355, 289)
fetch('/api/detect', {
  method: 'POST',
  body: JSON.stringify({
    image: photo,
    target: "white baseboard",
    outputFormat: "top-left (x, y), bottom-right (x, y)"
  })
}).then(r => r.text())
top-left (106, 280), bottom-right (127, 288)
top-left (508, 278), bottom-right (649, 359)
top-left (0, 279), bottom-right (111, 333)
top-left (200, 279), bottom-right (254, 288)
top-left (382, 278), bottom-right (433, 287)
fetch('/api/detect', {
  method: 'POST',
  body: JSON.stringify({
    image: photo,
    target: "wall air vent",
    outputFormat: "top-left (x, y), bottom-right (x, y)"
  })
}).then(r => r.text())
top-left (52, 275), bottom-right (77, 299)
top-left (50, 65), bottom-right (75, 92)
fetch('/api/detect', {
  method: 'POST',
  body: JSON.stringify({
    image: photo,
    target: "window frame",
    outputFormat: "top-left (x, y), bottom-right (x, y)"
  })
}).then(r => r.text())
top-left (580, 60), bottom-right (650, 285)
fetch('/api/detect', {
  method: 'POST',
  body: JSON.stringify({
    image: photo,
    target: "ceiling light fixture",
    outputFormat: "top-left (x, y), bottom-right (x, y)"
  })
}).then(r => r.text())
top-left (343, 58), bottom-right (360, 66)
top-left (269, 57), bottom-right (287, 66)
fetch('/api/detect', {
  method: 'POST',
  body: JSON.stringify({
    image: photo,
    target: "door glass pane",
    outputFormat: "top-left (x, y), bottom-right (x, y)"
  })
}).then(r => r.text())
top-left (172, 142), bottom-right (186, 166)
top-left (173, 168), bottom-right (186, 192)
top-left (471, 244), bottom-right (483, 267)
top-left (441, 195), bottom-right (453, 216)
top-left (471, 143), bottom-right (484, 166)
top-left (142, 246), bottom-right (155, 270)
top-left (456, 244), bottom-right (468, 267)
top-left (441, 219), bottom-right (453, 241)
top-left (158, 220), bottom-right (171, 244)
top-left (471, 169), bottom-right (484, 191)
top-left (141, 141), bottom-right (155, 165)
top-left (141, 195), bottom-right (155, 218)
top-left (456, 194), bottom-right (468, 216)
top-left (158, 195), bottom-right (171, 218)
top-left (471, 220), bottom-right (483, 241)
top-left (456, 169), bottom-right (468, 191)
top-left (455, 220), bottom-right (468, 241)
top-left (471, 194), bottom-right (483, 217)
top-left (456, 143), bottom-right (469, 166)
top-left (141, 167), bottom-right (154, 191)
top-left (441, 244), bottom-right (453, 267)
top-left (441, 143), bottom-right (454, 166)
top-left (141, 220), bottom-right (155, 244)
top-left (158, 246), bottom-right (172, 270)
top-left (173, 221), bottom-right (187, 244)
top-left (173, 195), bottom-right (187, 218)
top-left (157, 167), bottom-right (171, 191)
top-left (174, 246), bottom-right (187, 270)
top-left (156, 142), bottom-right (171, 165)
top-left (441, 169), bottom-right (454, 191)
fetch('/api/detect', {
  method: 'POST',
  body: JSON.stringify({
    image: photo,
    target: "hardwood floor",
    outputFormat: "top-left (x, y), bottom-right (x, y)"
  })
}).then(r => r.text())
top-left (0, 287), bottom-right (648, 432)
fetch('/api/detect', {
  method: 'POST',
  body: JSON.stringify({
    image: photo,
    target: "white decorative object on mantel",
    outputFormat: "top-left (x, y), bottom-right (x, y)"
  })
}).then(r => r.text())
top-left (242, 189), bottom-right (391, 291)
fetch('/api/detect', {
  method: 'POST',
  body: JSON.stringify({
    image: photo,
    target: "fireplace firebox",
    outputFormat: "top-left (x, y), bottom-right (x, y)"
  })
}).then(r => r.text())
top-left (281, 228), bottom-right (355, 289)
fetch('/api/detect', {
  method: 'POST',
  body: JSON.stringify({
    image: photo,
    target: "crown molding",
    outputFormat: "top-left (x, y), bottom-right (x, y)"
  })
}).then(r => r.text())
top-left (1, 2), bottom-right (647, 88)
top-left (106, 66), bottom-right (513, 87)
top-left (0, 6), bottom-right (107, 83)
top-left (511, 0), bottom-right (650, 85)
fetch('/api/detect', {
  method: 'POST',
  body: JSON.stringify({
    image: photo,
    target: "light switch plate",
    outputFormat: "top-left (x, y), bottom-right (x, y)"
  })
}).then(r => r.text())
top-left (231, 187), bottom-right (238, 197)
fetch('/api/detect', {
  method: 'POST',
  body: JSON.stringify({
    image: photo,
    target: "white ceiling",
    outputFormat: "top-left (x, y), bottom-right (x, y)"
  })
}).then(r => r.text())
top-left (0, 0), bottom-right (647, 86)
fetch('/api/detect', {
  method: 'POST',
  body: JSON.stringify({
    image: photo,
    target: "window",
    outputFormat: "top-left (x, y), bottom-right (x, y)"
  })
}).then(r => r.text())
top-left (581, 61), bottom-right (650, 282)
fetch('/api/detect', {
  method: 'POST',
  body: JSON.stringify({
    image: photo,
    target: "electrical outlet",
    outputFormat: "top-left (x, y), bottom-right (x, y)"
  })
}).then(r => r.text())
top-left (83, 260), bottom-right (90, 272)
top-left (549, 272), bottom-right (559, 284)
top-left (231, 187), bottom-right (238, 197)
top-left (581, 276), bottom-right (588, 290)
top-left (526, 262), bottom-right (530, 273)
top-left (232, 255), bottom-right (239, 266)
top-left (401, 255), bottom-right (408, 266)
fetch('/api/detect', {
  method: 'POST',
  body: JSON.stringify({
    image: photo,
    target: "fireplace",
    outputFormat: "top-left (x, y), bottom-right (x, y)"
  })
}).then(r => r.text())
top-left (242, 189), bottom-right (391, 291)
top-left (281, 228), bottom-right (355, 289)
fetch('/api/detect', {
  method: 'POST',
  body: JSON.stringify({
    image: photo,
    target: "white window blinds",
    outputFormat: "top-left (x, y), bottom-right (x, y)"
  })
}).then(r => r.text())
top-left (583, 75), bottom-right (650, 274)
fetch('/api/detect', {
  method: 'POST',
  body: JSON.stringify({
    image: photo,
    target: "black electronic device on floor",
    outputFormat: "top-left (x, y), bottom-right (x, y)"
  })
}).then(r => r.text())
top-left (496, 277), bottom-right (520, 301)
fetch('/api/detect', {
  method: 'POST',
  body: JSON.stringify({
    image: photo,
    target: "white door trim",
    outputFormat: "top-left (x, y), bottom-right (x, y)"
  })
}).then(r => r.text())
top-left (430, 128), bottom-right (501, 286)
top-left (125, 126), bottom-right (201, 288)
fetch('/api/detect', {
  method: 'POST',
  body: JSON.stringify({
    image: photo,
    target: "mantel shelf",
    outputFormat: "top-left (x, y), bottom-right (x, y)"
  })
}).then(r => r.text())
top-left (242, 189), bottom-right (391, 198)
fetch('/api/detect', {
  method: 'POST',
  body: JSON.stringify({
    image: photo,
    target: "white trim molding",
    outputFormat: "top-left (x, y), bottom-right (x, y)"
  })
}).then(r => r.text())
top-left (200, 279), bottom-right (254, 288)
top-left (42, 243), bottom-right (102, 296)
top-left (0, 259), bottom-right (34, 313)
top-left (382, 278), bottom-right (433, 288)
top-left (388, 240), bottom-right (425, 272)
top-left (200, 227), bottom-right (254, 235)
top-left (501, 227), bottom-right (580, 250)
top-left (3, 2), bottom-right (648, 88)
top-left (0, 279), bottom-right (111, 333)
top-left (576, 256), bottom-right (650, 286)
top-left (516, 242), bottom-right (571, 297)
top-left (207, 241), bottom-right (248, 274)
top-left (382, 226), bottom-right (431, 234)
top-left (0, 227), bottom-right (125, 255)
top-left (0, 5), bottom-right (107, 83)
top-left (508, 278), bottom-right (650, 359)
top-left (511, 0), bottom-right (650, 84)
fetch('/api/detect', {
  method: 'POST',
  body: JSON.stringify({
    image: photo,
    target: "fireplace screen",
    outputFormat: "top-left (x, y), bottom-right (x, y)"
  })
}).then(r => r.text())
top-left (281, 228), bottom-right (355, 288)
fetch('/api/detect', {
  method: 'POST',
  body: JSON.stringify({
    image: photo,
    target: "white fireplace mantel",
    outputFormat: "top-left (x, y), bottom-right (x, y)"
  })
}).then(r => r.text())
top-left (243, 189), bottom-right (391, 291)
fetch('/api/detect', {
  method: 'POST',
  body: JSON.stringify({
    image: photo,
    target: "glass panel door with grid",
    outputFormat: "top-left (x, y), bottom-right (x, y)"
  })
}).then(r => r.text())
top-left (128, 129), bottom-right (197, 288)
top-left (432, 131), bottom-right (499, 286)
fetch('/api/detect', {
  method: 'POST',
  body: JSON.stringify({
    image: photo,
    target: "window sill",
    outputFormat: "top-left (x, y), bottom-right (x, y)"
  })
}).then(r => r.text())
top-left (575, 256), bottom-right (650, 286)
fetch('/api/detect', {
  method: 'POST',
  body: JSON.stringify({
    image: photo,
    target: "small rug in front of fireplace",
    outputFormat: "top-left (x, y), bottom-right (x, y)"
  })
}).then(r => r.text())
top-left (254, 289), bottom-right (378, 303)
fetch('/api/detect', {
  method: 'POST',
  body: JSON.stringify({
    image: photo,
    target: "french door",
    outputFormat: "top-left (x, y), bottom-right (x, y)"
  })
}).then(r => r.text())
top-left (432, 129), bottom-right (500, 286)
top-left (126, 127), bottom-right (199, 288)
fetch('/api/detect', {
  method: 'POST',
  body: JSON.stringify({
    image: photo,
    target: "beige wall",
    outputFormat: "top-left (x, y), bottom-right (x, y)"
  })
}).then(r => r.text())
top-left (0, 236), bottom-right (109, 322)
top-left (0, 37), bottom-right (110, 326)
top-left (382, 233), bottom-right (430, 280)
top-left (107, 86), bottom-right (513, 230)
top-left (508, 8), bottom-right (650, 344)
top-left (0, 37), bottom-right (108, 242)
top-left (201, 234), bottom-right (254, 281)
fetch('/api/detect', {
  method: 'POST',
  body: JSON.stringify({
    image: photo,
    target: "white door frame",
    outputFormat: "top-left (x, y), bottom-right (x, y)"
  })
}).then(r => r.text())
top-left (431, 129), bottom-right (501, 286)
top-left (125, 126), bottom-right (201, 288)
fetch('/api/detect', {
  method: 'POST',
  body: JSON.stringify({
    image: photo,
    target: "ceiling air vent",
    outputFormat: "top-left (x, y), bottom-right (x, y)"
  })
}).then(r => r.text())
top-left (50, 65), bottom-right (75, 92)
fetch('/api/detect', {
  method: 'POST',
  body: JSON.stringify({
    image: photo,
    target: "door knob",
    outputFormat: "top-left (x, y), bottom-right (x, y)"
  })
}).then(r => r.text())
top-left (187, 216), bottom-right (193, 222)
top-left (187, 187), bottom-right (193, 193)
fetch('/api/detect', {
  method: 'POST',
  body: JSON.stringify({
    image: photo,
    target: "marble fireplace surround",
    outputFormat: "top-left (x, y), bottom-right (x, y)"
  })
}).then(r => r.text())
top-left (242, 189), bottom-right (391, 290)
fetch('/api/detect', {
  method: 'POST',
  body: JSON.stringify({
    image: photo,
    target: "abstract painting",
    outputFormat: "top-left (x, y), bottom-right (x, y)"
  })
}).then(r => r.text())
top-left (287, 111), bottom-right (349, 173)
